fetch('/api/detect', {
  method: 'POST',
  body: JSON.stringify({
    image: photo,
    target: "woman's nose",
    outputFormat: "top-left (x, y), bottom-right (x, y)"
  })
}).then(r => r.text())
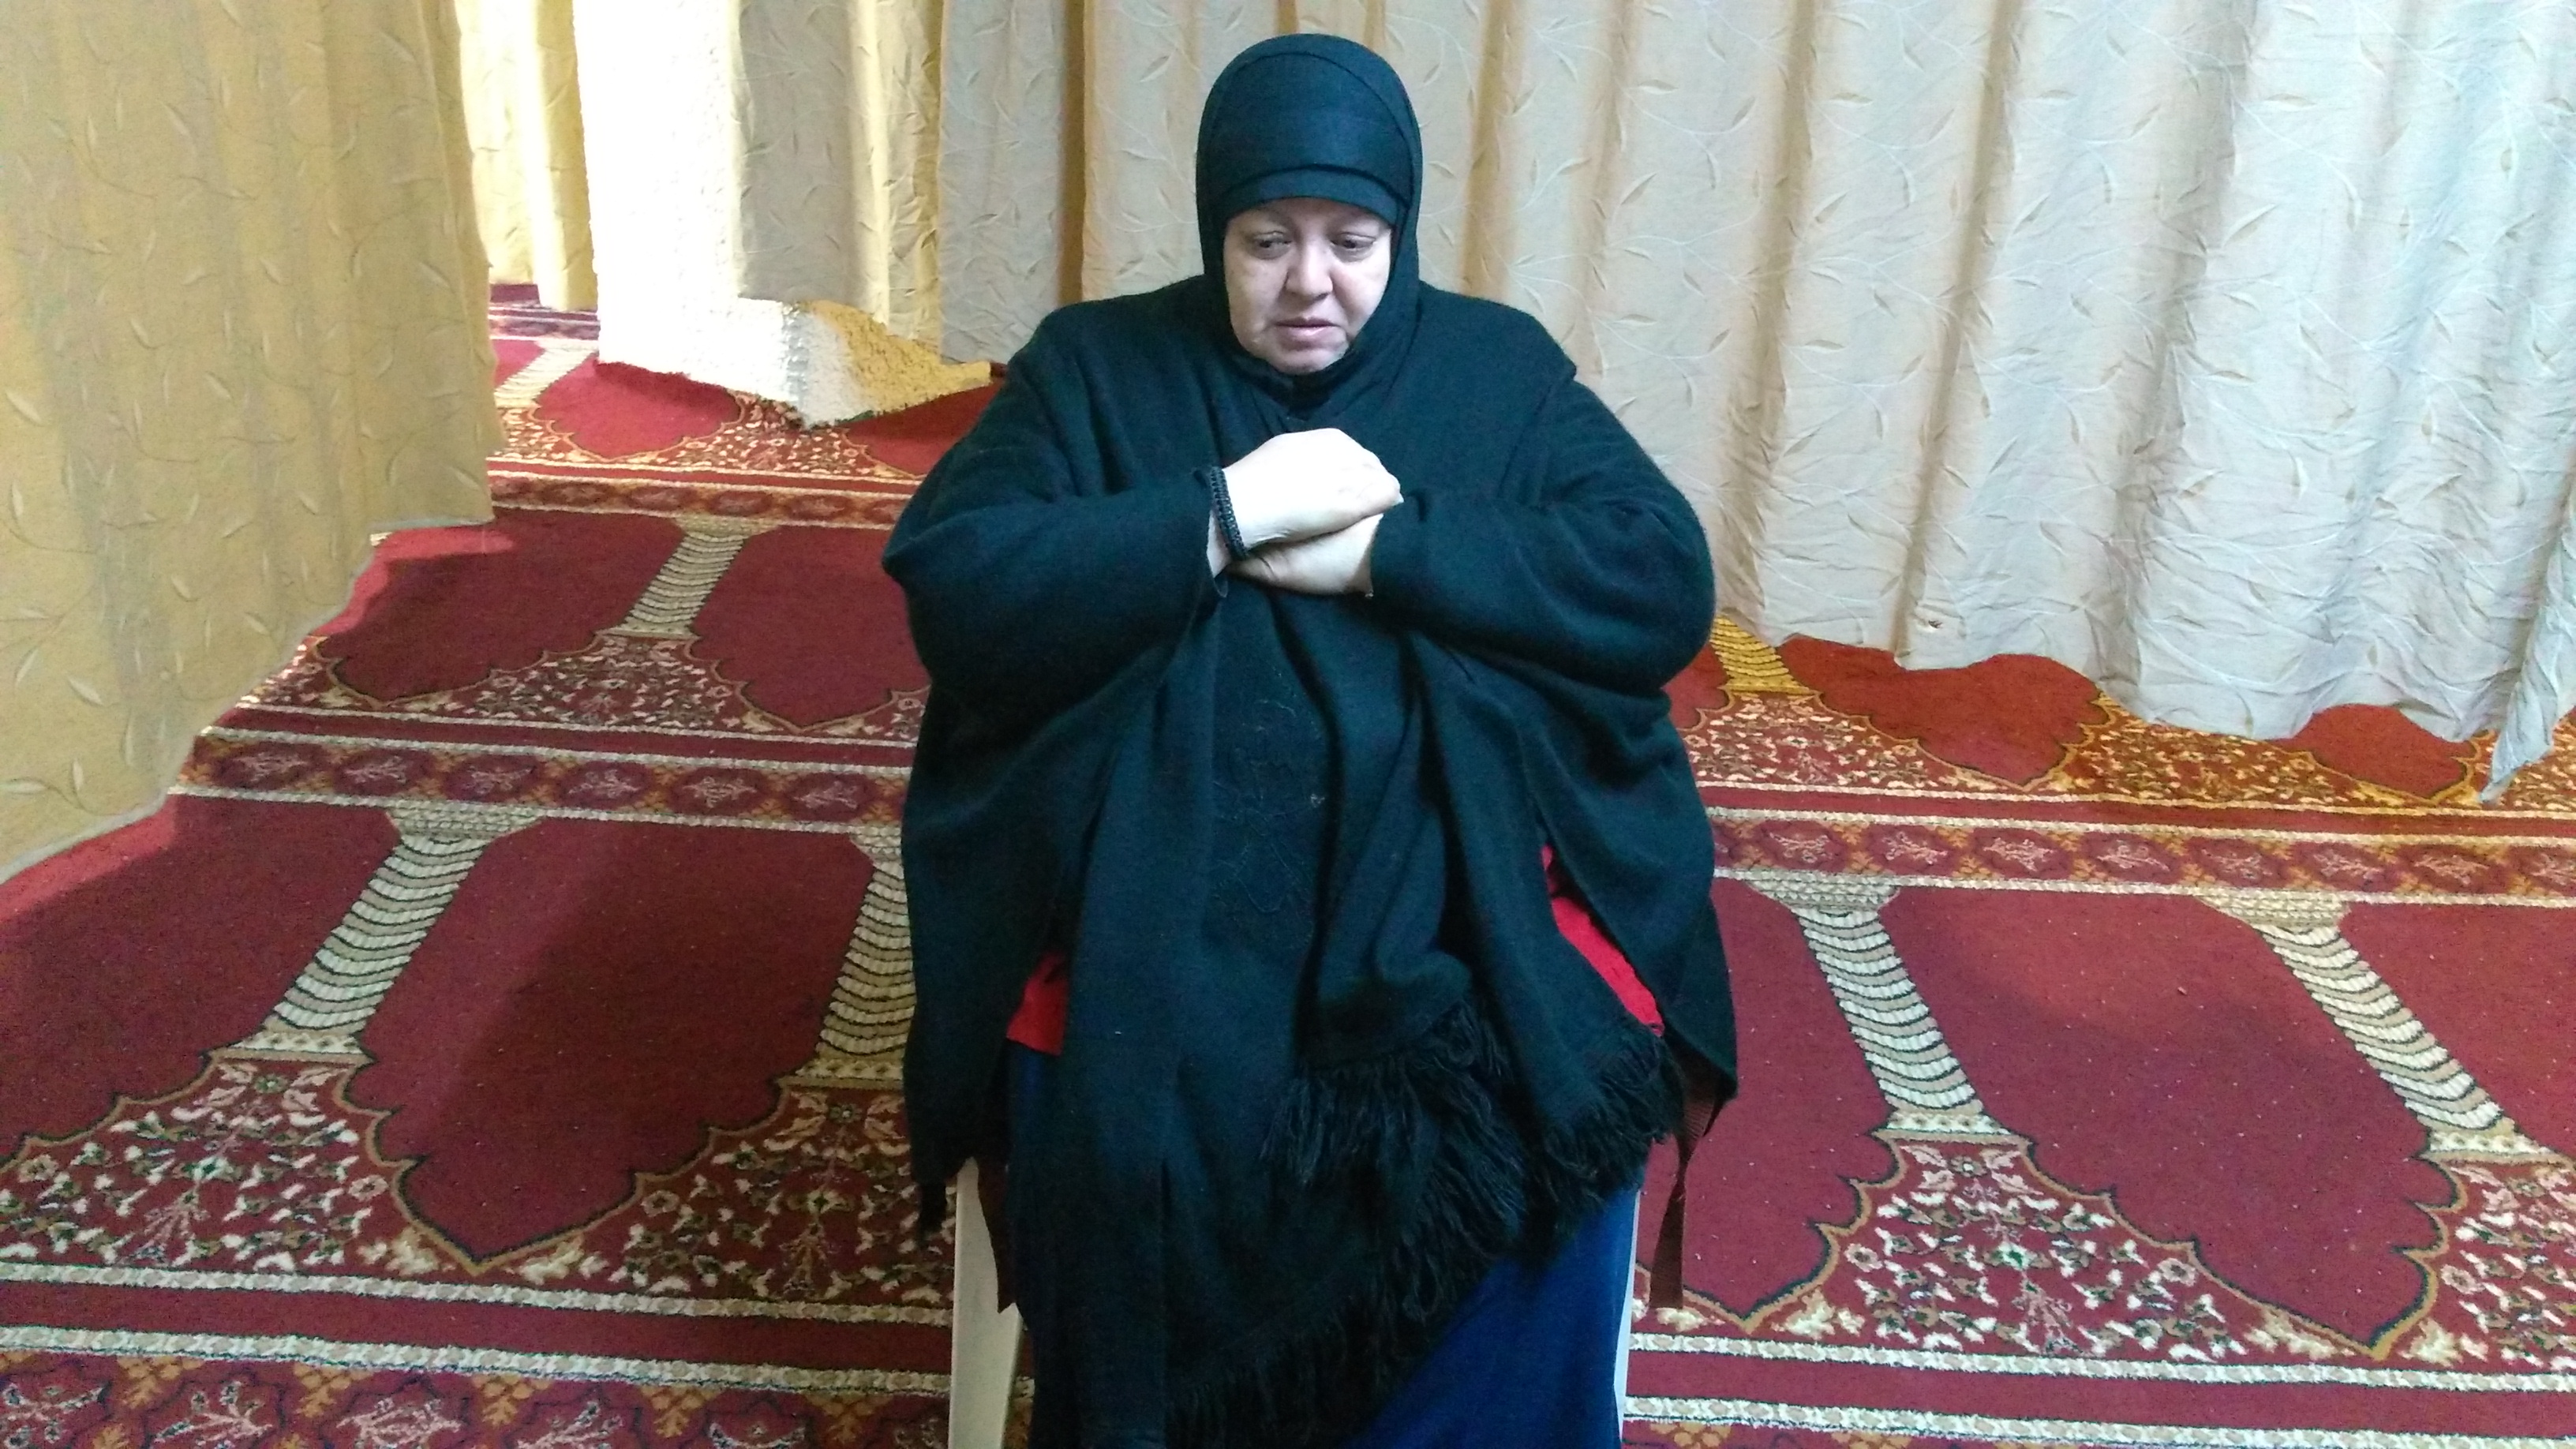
top-left (1286, 241), bottom-right (1331, 298)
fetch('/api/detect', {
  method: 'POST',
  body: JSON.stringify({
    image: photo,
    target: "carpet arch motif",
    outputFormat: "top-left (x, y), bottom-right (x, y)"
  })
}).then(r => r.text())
top-left (2, 295), bottom-right (2568, 1447)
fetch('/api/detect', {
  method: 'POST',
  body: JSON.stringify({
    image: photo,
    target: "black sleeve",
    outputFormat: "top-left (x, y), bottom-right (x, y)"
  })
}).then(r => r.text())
top-left (882, 336), bottom-right (1214, 719)
top-left (1365, 376), bottom-right (1715, 695)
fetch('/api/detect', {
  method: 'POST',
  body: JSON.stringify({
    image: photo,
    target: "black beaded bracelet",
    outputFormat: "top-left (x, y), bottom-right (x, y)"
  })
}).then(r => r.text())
top-left (1200, 464), bottom-right (1249, 561)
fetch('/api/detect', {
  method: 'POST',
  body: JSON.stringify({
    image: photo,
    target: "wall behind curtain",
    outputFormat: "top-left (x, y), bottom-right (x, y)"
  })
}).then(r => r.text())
top-left (456, 0), bottom-right (597, 310)
top-left (0, 0), bottom-right (500, 880)
top-left (938, 0), bottom-right (2576, 788)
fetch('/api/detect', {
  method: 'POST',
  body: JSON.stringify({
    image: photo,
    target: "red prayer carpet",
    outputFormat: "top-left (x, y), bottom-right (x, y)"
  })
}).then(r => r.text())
top-left (2, 286), bottom-right (2571, 1448)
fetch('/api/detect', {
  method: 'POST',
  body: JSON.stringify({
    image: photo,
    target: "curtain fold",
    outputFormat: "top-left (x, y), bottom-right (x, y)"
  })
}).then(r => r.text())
top-left (455, 0), bottom-right (597, 310)
top-left (935, 0), bottom-right (1076, 354)
top-left (567, 0), bottom-right (988, 421)
top-left (934, 0), bottom-right (2576, 784)
top-left (0, 0), bottom-right (500, 880)
top-left (732, 0), bottom-right (947, 346)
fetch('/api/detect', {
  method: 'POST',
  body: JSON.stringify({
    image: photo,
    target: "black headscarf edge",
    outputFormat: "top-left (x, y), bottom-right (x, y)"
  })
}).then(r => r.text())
top-left (1193, 35), bottom-right (1425, 273)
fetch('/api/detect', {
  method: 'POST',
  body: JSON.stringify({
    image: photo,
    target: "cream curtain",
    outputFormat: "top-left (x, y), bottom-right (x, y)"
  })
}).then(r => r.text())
top-left (455, 0), bottom-right (597, 310)
top-left (732, 0), bottom-right (947, 345)
top-left (0, 0), bottom-right (500, 880)
top-left (461, 0), bottom-right (942, 341)
top-left (565, 0), bottom-right (987, 421)
top-left (938, 0), bottom-right (2576, 788)
top-left (451, 1), bottom-right (2576, 784)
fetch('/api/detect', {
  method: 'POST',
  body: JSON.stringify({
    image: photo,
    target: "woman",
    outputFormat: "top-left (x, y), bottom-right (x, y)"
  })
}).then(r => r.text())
top-left (886, 35), bottom-right (1735, 1449)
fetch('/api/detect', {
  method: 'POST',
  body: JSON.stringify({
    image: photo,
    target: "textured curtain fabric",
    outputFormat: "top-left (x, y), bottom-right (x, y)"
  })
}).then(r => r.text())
top-left (567, 0), bottom-right (987, 421)
top-left (938, 0), bottom-right (2576, 788)
top-left (0, 0), bottom-right (500, 880)
top-left (455, 0), bottom-right (597, 310)
top-left (733, 0), bottom-right (946, 346)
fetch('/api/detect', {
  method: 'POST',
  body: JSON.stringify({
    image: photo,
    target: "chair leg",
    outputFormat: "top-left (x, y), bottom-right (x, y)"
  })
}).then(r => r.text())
top-left (948, 1159), bottom-right (1024, 1449)
top-left (1616, 1197), bottom-right (1642, 1421)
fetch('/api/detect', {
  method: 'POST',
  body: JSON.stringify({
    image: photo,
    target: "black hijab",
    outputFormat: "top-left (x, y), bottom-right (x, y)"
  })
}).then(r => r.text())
top-left (887, 35), bottom-right (1733, 1449)
top-left (1193, 36), bottom-right (1424, 414)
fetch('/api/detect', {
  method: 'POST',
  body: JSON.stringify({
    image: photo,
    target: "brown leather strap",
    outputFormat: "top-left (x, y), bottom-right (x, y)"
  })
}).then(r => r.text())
top-left (974, 1155), bottom-right (1017, 1312)
top-left (1649, 1069), bottom-right (1724, 1309)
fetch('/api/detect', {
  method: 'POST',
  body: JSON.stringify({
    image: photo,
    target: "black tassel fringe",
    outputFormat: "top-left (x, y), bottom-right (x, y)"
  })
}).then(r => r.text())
top-left (1168, 1002), bottom-right (1679, 1449)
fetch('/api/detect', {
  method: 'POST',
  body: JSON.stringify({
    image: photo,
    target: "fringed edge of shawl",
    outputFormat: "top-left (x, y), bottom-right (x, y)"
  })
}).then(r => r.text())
top-left (1169, 1000), bottom-right (1677, 1449)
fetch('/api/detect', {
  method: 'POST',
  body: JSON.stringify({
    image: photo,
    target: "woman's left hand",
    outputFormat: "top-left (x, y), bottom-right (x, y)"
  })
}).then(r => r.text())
top-left (1228, 512), bottom-right (1382, 595)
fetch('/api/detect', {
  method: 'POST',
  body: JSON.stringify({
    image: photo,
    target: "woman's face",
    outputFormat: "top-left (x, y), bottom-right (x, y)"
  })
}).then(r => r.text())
top-left (1222, 199), bottom-right (1394, 374)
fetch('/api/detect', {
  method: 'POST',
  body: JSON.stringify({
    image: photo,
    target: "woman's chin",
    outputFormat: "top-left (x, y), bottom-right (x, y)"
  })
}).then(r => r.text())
top-left (1262, 333), bottom-right (1349, 374)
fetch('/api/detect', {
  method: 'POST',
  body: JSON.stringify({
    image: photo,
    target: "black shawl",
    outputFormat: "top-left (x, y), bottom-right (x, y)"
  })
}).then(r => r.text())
top-left (886, 35), bottom-right (1735, 1449)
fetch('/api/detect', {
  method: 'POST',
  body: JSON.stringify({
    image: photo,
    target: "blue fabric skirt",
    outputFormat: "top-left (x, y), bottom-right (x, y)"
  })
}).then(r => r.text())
top-left (1005, 1044), bottom-right (1635, 1447)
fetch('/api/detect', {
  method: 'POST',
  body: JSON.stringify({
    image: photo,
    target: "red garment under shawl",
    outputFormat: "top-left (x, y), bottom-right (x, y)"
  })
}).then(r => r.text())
top-left (1007, 846), bottom-right (1661, 1054)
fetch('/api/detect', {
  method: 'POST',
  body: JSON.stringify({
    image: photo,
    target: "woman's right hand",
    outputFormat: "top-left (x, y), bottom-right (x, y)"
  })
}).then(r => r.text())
top-left (1221, 429), bottom-right (1402, 550)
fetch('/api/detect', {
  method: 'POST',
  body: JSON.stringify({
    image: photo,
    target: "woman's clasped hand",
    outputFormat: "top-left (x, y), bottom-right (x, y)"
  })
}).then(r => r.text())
top-left (1214, 426), bottom-right (1399, 593)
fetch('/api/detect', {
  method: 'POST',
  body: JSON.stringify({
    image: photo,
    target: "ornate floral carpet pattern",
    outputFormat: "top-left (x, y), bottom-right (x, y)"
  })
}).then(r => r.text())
top-left (3, 292), bottom-right (2571, 1448)
top-left (1630, 635), bottom-right (2576, 1445)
